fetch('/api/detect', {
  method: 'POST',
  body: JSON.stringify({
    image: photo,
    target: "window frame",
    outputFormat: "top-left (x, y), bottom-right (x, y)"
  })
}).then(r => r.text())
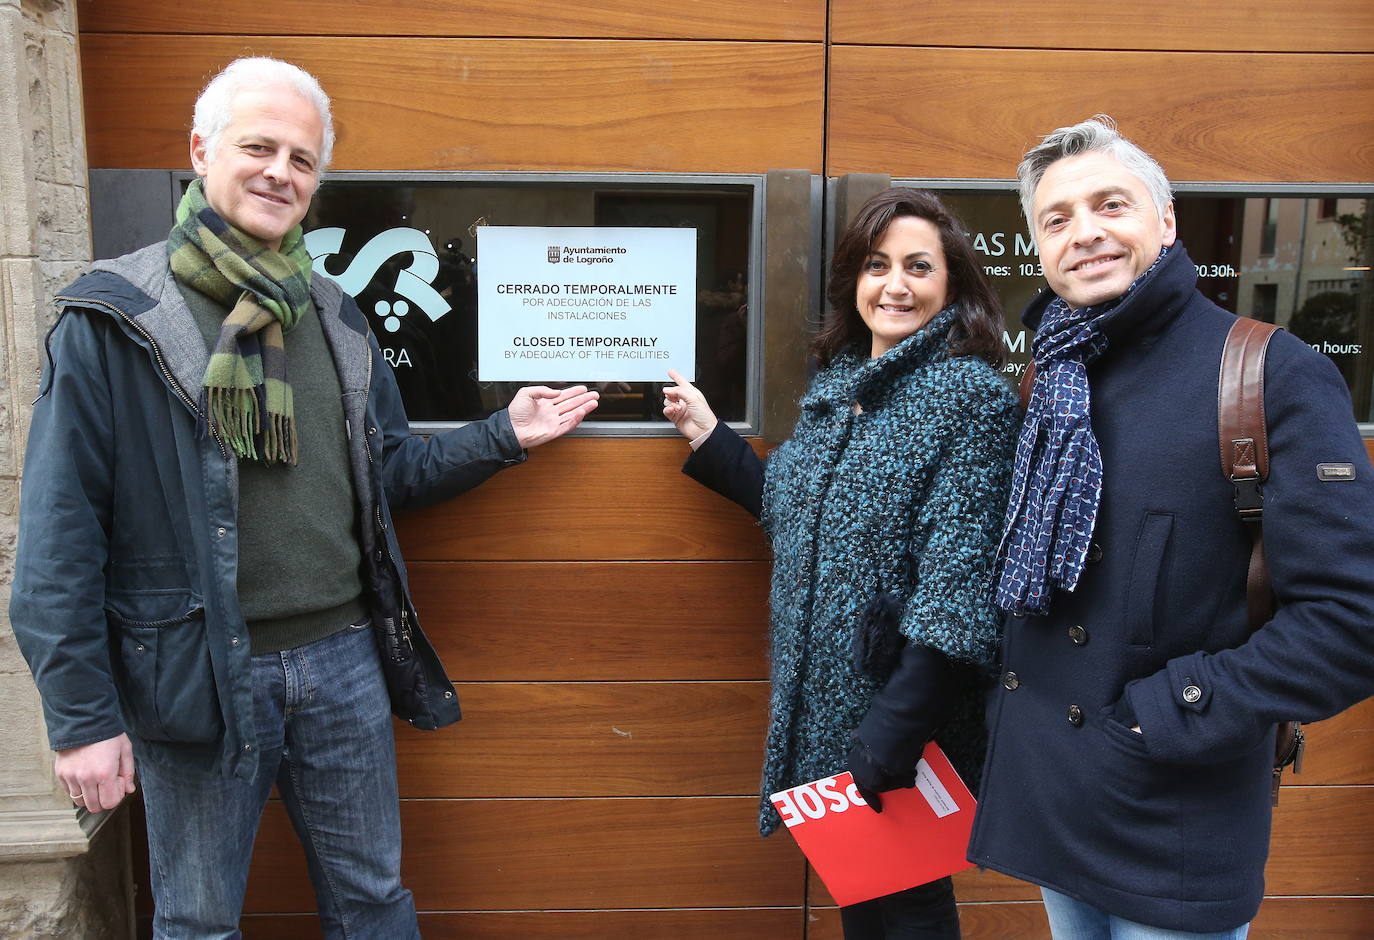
top-left (891, 177), bottom-right (1374, 437)
top-left (170, 169), bottom-right (775, 438)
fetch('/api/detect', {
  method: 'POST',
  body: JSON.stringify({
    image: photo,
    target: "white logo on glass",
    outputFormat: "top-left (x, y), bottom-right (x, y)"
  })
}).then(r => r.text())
top-left (304, 227), bottom-right (452, 332)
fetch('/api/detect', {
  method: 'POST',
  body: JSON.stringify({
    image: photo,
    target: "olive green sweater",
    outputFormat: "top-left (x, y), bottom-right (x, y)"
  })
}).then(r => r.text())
top-left (182, 284), bottom-right (366, 653)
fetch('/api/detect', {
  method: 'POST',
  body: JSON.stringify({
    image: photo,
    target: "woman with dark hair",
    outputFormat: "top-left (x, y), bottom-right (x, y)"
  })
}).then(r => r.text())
top-left (663, 189), bottom-right (1017, 938)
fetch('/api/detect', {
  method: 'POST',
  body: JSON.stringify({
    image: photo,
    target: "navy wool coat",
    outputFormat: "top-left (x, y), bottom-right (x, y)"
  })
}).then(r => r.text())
top-left (968, 242), bottom-right (1374, 931)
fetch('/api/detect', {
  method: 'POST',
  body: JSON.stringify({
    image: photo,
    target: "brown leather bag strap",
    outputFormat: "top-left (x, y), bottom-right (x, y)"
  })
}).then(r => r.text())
top-left (1217, 316), bottom-right (1280, 630)
top-left (1018, 360), bottom-right (1037, 410)
top-left (1245, 535), bottom-right (1271, 635)
top-left (1218, 318), bottom-right (1305, 799)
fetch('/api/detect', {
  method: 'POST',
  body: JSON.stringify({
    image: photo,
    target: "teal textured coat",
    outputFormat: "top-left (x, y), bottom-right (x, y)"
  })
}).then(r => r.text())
top-left (756, 311), bottom-right (1018, 833)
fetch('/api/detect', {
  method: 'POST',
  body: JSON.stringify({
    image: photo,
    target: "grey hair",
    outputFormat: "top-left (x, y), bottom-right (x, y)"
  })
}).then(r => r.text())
top-left (192, 57), bottom-right (335, 175)
top-left (1017, 115), bottom-right (1172, 243)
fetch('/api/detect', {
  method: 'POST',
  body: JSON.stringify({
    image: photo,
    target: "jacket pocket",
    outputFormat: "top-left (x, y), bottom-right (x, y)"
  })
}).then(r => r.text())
top-left (1099, 703), bottom-right (1150, 755)
top-left (1123, 511), bottom-right (1174, 647)
top-left (108, 596), bottom-right (222, 744)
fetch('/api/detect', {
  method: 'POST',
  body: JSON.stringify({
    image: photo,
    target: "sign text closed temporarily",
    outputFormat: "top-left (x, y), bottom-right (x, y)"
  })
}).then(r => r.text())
top-left (477, 226), bottom-right (697, 381)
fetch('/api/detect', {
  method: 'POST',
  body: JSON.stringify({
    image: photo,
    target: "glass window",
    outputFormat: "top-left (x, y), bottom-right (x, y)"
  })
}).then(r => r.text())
top-left (1252, 283), bottom-right (1278, 323)
top-left (180, 174), bottom-right (761, 433)
top-left (1260, 198), bottom-right (1280, 256)
top-left (907, 183), bottom-right (1374, 427)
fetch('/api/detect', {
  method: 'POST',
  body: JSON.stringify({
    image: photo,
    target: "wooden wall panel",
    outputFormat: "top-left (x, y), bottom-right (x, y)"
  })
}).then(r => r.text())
top-left (1266, 787), bottom-right (1374, 896)
top-left (411, 561), bottom-right (770, 680)
top-left (393, 681), bottom-right (767, 797)
top-left (394, 439), bottom-right (769, 561)
top-left (78, 0), bottom-right (825, 42)
top-left (81, 37), bottom-right (824, 174)
top-left (1299, 698), bottom-right (1374, 785)
top-left (828, 47), bottom-right (1374, 182)
top-left (951, 867), bottom-right (1042, 903)
top-left (956, 902), bottom-right (1053, 938)
top-left (831, 0), bottom-right (1374, 52)
top-left (243, 798), bottom-right (803, 912)
top-left (1250, 898), bottom-right (1374, 937)
top-left (241, 909), bottom-right (806, 939)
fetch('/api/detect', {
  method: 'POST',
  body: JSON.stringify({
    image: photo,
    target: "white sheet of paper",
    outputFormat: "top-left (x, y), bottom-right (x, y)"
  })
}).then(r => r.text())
top-left (915, 757), bottom-right (959, 818)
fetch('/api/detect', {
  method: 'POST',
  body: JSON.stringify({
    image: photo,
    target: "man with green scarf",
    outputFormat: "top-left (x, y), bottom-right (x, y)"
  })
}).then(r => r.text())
top-left (10, 57), bottom-right (597, 938)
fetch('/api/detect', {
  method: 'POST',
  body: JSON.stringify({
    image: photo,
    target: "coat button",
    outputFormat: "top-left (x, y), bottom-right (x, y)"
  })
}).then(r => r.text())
top-left (1002, 671), bottom-right (1020, 691)
top-left (216, 526), bottom-right (227, 538)
top-left (1068, 624), bottom-right (1088, 646)
top-left (1183, 685), bottom-right (1203, 704)
top-left (230, 636), bottom-right (241, 647)
top-left (1086, 542), bottom-right (1104, 563)
top-left (1068, 704), bottom-right (1084, 726)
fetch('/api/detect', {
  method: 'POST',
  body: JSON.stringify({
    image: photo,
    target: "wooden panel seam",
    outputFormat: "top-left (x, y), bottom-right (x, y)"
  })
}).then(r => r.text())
top-left (78, 0), bottom-right (826, 43)
top-left (82, 37), bottom-right (826, 174)
top-left (829, 0), bottom-right (1374, 54)
top-left (827, 47), bottom-right (1374, 181)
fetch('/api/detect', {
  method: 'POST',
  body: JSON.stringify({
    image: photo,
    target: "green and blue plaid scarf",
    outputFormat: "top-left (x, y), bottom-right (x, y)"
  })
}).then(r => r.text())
top-left (167, 178), bottom-right (311, 465)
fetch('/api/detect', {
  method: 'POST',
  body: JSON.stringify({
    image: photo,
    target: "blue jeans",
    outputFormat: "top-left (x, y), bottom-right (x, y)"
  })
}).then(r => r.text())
top-left (1041, 888), bottom-right (1250, 940)
top-left (136, 621), bottom-right (418, 940)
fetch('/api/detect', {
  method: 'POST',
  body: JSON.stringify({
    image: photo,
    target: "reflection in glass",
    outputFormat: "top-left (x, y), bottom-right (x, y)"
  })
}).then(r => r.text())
top-left (929, 189), bottom-right (1373, 424)
top-left (1236, 196), bottom-right (1373, 423)
top-left (301, 181), bottom-right (754, 425)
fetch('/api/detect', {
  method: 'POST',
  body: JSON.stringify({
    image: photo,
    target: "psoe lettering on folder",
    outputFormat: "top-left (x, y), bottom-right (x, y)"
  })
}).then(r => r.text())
top-left (769, 740), bottom-right (977, 907)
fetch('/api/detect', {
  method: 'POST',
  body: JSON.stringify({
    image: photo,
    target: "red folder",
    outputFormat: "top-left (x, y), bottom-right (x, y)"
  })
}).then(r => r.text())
top-left (769, 741), bottom-right (976, 907)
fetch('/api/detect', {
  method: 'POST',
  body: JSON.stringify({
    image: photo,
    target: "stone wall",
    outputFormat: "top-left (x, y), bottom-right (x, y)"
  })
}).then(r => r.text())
top-left (0, 0), bottom-right (133, 935)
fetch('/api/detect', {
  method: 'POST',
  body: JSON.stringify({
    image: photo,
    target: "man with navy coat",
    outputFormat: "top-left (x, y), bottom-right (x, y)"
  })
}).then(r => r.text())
top-left (969, 116), bottom-right (1374, 938)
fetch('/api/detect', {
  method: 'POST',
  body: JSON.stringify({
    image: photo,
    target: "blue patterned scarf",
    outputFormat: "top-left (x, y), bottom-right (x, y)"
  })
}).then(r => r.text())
top-left (994, 246), bottom-right (1170, 615)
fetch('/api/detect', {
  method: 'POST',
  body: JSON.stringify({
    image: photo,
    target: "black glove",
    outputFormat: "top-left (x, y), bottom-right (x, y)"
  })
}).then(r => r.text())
top-left (847, 643), bottom-right (963, 813)
top-left (847, 739), bottom-right (914, 813)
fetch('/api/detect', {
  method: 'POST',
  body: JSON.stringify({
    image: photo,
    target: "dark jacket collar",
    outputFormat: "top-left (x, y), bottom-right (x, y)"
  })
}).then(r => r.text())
top-left (58, 242), bottom-right (370, 398)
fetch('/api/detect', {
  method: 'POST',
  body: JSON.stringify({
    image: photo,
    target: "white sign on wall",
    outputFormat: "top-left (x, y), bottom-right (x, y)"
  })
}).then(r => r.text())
top-left (477, 226), bottom-right (697, 382)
